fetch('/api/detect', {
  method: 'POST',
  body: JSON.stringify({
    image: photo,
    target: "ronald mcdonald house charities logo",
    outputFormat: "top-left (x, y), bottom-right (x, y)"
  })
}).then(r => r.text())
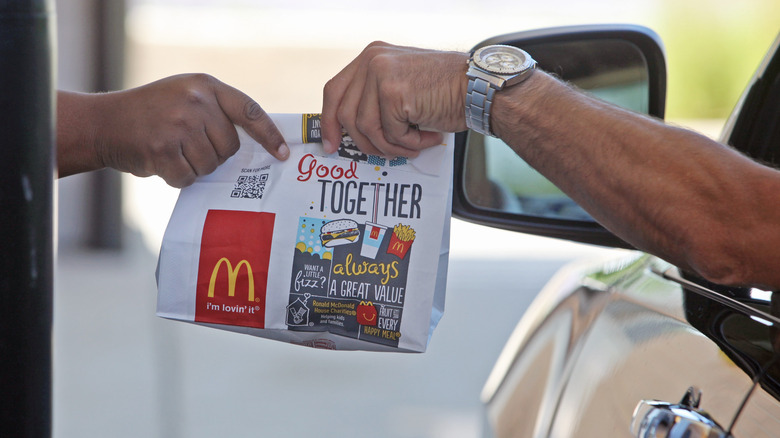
top-left (194, 210), bottom-right (275, 329)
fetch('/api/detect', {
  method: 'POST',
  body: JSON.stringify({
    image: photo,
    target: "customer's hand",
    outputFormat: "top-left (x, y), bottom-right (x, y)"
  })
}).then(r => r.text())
top-left (321, 42), bottom-right (468, 158)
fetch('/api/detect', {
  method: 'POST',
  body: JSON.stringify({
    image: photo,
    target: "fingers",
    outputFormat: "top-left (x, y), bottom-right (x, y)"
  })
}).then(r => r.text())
top-left (333, 52), bottom-right (389, 156)
top-left (159, 158), bottom-right (197, 189)
top-left (322, 42), bottom-right (451, 158)
top-left (324, 44), bottom-right (411, 157)
top-left (144, 138), bottom-right (200, 189)
top-left (373, 68), bottom-right (444, 150)
top-left (322, 42), bottom-right (402, 156)
top-left (184, 128), bottom-right (221, 174)
top-left (322, 55), bottom-right (360, 155)
top-left (153, 132), bottom-right (220, 188)
top-left (165, 76), bottom-right (288, 188)
top-left (354, 71), bottom-right (421, 157)
top-left (359, 59), bottom-right (446, 155)
top-left (213, 79), bottom-right (289, 161)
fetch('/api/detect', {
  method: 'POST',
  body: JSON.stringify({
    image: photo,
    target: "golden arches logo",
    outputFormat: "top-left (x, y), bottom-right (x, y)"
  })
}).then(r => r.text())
top-left (391, 241), bottom-right (406, 251)
top-left (208, 257), bottom-right (254, 302)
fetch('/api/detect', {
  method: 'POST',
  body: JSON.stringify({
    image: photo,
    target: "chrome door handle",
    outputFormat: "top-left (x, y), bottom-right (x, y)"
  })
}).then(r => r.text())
top-left (631, 387), bottom-right (731, 438)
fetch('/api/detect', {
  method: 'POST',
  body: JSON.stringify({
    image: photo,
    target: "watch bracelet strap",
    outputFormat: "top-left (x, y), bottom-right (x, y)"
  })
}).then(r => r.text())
top-left (465, 76), bottom-right (497, 137)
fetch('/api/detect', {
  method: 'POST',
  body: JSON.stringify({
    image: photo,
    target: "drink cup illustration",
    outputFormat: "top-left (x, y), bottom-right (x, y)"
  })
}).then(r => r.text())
top-left (360, 222), bottom-right (387, 259)
top-left (387, 224), bottom-right (416, 260)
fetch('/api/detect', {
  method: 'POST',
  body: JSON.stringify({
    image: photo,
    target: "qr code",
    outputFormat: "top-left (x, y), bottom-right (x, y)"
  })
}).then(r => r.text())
top-left (230, 174), bottom-right (268, 199)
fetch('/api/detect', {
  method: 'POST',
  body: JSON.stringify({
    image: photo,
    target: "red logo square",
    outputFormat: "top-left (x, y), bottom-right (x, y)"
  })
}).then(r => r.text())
top-left (194, 210), bottom-right (275, 328)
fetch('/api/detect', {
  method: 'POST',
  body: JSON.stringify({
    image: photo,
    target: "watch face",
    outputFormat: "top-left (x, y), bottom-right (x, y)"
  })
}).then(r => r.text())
top-left (474, 45), bottom-right (531, 75)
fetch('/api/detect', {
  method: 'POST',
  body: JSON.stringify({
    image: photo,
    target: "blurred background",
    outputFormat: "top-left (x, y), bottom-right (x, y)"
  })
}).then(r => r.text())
top-left (54, 1), bottom-right (779, 437)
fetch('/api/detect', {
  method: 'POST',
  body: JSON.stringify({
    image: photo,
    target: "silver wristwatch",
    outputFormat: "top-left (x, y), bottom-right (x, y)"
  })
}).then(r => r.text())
top-left (465, 45), bottom-right (536, 137)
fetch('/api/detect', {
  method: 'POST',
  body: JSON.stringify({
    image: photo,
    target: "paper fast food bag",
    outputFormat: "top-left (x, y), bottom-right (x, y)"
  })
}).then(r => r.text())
top-left (156, 114), bottom-right (452, 352)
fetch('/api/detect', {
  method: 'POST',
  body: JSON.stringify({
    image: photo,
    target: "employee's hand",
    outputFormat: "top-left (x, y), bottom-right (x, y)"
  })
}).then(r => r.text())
top-left (321, 41), bottom-right (468, 158)
top-left (58, 74), bottom-right (288, 188)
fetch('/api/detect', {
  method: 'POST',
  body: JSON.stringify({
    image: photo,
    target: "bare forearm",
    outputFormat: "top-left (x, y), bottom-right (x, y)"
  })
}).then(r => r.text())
top-left (493, 71), bottom-right (780, 287)
top-left (57, 91), bottom-right (104, 177)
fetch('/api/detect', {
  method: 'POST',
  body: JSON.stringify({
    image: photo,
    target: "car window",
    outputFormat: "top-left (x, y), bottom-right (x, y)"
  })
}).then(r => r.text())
top-left (727, 34), bottom-right (780, 164)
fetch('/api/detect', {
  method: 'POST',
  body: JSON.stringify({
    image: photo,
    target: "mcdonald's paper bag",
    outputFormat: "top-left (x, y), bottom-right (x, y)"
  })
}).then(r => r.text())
top-left (156, 114), bottom-right (452, 352)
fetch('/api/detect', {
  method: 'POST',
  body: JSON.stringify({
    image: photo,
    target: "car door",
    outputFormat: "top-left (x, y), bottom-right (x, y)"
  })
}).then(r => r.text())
top-left (543, 260), bottom-right (780, 437)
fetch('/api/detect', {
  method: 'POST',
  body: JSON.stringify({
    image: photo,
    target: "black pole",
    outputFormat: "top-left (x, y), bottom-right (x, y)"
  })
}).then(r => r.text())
top-left (0, 0), bottom-right (55, 436)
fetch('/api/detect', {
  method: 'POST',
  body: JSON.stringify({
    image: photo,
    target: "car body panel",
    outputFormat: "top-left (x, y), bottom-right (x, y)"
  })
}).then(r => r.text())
top-left (482, 253), bottom-right (772, 436)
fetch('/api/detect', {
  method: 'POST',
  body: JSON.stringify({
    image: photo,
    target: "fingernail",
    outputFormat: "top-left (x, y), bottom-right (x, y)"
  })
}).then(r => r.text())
top-left (277, 143), bottom-right (289, 159)
top-left (322, 139), bottom-right (333, 154)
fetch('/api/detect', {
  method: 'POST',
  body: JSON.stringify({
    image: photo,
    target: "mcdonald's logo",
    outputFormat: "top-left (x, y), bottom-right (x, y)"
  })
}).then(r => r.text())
top-left (209, 257), bottom-right (254, 301)
top-left (391, 241), bottom-right (406, 252)
top-left (387, 231), bottom-right (413, 259)
top-left (195, 209), bottom-right (275, 329)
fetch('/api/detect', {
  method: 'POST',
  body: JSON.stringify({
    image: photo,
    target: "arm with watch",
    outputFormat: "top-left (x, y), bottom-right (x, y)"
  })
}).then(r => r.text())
top-left (321, 41), bottom-right (780, 289)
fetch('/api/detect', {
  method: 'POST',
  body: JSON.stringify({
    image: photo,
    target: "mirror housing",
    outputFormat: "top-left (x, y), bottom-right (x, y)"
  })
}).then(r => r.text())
top-left (452, 25), bottom-right (666, 248)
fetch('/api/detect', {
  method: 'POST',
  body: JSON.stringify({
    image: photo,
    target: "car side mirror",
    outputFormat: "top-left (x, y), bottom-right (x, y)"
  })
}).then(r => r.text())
top-left (453, 24), bottom-right (666, 248)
